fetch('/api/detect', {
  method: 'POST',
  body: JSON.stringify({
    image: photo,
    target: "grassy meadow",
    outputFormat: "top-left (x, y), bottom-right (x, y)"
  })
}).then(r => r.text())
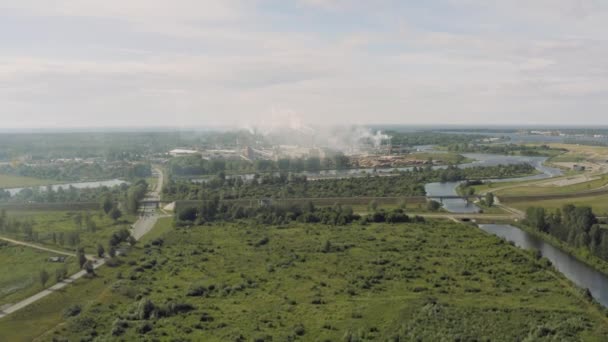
top-left (0, 242), bottom-right (78, 307)
top-left (3, 210), bottom-right (136, 253)
top-left (505, 193), bottom-right (608, 216)
top-left (2, 219), bottom-right (607, 341)
top-left (0, 174), bottom-right (55, 189)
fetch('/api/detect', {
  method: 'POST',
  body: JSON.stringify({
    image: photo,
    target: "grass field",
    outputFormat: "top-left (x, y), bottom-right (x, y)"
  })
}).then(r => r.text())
top-left (2, 220), bottom-right (607, 341)
top-left (495, 175), bottom-right (608, 197)
top-left (3, 210), bottom-right (136, 253)
top-left (0, 242), bottom-right (78, 307)
top-left (0, 174), bottom-right (56, 189)
top-left (409, 152), bottom-right (472, 164)
top-left (506, 193), bottom-right (608, 216)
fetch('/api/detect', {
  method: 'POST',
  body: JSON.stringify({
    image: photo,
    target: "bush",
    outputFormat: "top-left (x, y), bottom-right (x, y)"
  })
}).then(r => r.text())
top-left (137, 299), bottom-right (155, 320)
top-left (187, 285), bottom-right (208, 297)
top-left (294, 324), bottom-right (306, 336)
top-left (111, 319), bottom-right (129, 336)
top-left (63, 304), bottom-right (82, 318)
top-left (136, 322), bottom-right (153, 334)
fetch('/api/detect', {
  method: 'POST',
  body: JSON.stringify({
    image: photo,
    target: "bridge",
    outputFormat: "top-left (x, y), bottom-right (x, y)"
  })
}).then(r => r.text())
top-left (428, 195), bottom-right (482, 202)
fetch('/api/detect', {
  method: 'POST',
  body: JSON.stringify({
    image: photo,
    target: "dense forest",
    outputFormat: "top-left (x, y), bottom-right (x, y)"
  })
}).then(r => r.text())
top-left (175, 200), bottom-right (422, 227)
top-left (0, 131), bottom-right (263, 161)
top-left (0, 179), bottom-right (148, 208)
top-left (525, 205), bottom-right (608, 261)
top-left (385, 131), bottom-right (488, 146)
top-left (447, 143), bottom-right (566, 156)
top-left (169, 154), bottom-right (350, 176)
top-left (0, 162), bottom-right (151, 182)
top-left (163, 164), bottom-right (535, 201)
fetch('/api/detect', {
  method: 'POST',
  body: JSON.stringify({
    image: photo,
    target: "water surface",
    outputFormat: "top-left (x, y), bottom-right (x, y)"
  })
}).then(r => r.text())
top-left (479, 224), bottom-right (608, 307)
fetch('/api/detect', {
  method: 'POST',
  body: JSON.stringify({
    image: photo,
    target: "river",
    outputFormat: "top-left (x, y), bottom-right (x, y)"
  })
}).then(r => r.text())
top-left (479, 224), bottom-right (608, 308)
top-left (424, 153), bottom-right (562, 213)
top-left (5, 179), bottom-right (128, 196)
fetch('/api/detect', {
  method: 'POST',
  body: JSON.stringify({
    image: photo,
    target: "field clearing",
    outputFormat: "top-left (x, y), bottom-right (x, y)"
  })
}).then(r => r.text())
top-left (3, 220), bottom-right (607, 340)
top-left (0, 174), bottom-right (55, 189)
top-left (496, 175), bottom-right (608, 197)
top-left (409, 152), bottom-right (472, 164)
top-left (505, 193), bottom-right (608, 216)
top-left (0, 242), bottom-right (78, 307)
top-left (3, 210), bottom-right (136, 253)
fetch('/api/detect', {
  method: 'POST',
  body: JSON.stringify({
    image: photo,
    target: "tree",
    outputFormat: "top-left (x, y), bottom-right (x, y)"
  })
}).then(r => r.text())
top-left (109, 207), bottom-right (123, 222)
top-left (109, 246), bottom-right (117, 258)
top-left (485, 192), bottom-right (494, 207)
top-left (368, 200), bottom-right (378, 212)
top-left (322, 240), bottom-right (332, 253)
top-left (101, 196), bottom-right (114, 214)
top-left (73, 213), bottom-right (83, 229)
top-left (77, 247), bottom-right (87, 269)
top-left (55, 266), bottom-right (68, 282)
top-left (97, 244), bottom-right (105, 258)
top-left (39, 269), bottom-right (49, 287)
top-left (427, 200), bottom-right (441, 212)
top-left (84, 260), bottom-right (95, 275)
top-left (127, 235), bottom-right (137, 246)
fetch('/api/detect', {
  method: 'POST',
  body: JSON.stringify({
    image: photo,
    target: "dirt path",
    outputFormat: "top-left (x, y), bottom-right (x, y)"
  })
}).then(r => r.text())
top-left (0, 236), bottom-right (75, 257)
top-left (0, 168), bottom-right (166, 320)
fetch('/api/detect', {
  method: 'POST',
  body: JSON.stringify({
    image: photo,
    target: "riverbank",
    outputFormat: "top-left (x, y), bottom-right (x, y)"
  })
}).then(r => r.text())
top-left (511, 221), bottom-right (608, 278)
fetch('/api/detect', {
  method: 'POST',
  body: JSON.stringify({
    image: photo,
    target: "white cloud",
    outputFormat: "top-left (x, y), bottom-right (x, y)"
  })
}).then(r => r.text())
top-left (1, 1), bottom-right (607, 127)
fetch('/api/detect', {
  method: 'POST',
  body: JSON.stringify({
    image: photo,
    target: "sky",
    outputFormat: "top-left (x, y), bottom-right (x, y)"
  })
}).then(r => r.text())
top-left (1, 0), bottom-right (608, 129)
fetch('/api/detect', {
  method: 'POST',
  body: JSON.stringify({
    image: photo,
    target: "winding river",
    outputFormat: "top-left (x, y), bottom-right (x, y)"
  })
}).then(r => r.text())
top-left (425, 153), bottom-right (562, 213)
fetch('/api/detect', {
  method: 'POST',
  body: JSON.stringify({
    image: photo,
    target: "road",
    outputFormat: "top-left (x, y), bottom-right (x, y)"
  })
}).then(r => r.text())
top-left (132, 167), bottom-right (169, 239)
top-left (0, 258), bottom-right (105, 319)
top-left (0, 166), bottom-right (167, 320)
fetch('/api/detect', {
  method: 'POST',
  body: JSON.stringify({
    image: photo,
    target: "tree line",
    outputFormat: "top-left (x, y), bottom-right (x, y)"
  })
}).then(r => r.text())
top-left (447, 143), bottom-right (565, 156)
top-left (525, 204), bottom-right (608, 260)
top-left (168, 154), bottom-right (351, 177)
top-left (163, 164), bottom-right (535, 201)
top-left (175, 199), bottom-right (424, 227)
top-left (0, 162), bottom-right (151, 182)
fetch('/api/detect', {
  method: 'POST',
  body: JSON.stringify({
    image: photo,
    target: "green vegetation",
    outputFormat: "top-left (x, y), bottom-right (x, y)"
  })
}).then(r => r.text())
top-left (447, 143), bottom-right (566, 156)
top-left (0, 174), bottom-right (55, 189)
top-left (2, 220), bottom-right (607, 340)
top-left (0, 242), bottom-right (78, 306)
top-left (0, 209), bottom-right (136, 253)
top-left (386, 131), bottom-right (488, 146)
top-left (525, 204), bottom-right (608, 263)
top-left (506, 193), bottom-right (608, 217)
top-left (495, 175), bottom-right (608, 197)
top-left (164, 164), bottom-right (536, 201)
top-left (0, 162), bottom-right (150, 183)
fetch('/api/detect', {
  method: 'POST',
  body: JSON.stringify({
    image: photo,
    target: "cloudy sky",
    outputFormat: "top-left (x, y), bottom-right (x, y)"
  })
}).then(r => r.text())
top-left (1, 0), bottom-right (607, 128)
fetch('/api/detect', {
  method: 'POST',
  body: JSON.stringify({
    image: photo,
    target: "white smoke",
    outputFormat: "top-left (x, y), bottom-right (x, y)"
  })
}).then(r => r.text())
top-left (237, 108), bottom-right (390, 154)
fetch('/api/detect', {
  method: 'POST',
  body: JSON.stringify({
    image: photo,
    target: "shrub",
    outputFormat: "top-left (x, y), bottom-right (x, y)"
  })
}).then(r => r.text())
top-left (294, 324), bottom-right (306, 336)
top-left (63, 304), bottom-right (82, 318)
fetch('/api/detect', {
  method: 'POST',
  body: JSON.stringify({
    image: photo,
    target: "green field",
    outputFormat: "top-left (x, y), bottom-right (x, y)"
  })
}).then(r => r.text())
top-left (495, 175), bottom-right (608, 197)
top-left (0, 174), bottom-right (55, 189)
top-left (3, 210), bottom-right (136, 253)
top-left (2, 220), bottom-right (607, 341)
top-left (0, 242), bottom-right (78, 307)
top-left (409, 152), bottom-right (472, 165)
top-left (506, 193), bottom-right (608, 216)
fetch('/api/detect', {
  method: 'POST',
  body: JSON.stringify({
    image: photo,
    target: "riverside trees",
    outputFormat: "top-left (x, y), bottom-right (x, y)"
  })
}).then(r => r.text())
top-left (525, 204), bottom-right (608, 260)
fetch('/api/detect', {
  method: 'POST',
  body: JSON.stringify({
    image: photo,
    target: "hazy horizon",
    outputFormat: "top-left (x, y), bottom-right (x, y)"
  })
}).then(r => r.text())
top-left (2, 1), bottom-right (608, 128)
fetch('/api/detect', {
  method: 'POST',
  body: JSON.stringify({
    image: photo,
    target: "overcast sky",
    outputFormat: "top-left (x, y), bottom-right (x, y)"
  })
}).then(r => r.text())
top-left (1, 0), bottom-right (607, 128)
